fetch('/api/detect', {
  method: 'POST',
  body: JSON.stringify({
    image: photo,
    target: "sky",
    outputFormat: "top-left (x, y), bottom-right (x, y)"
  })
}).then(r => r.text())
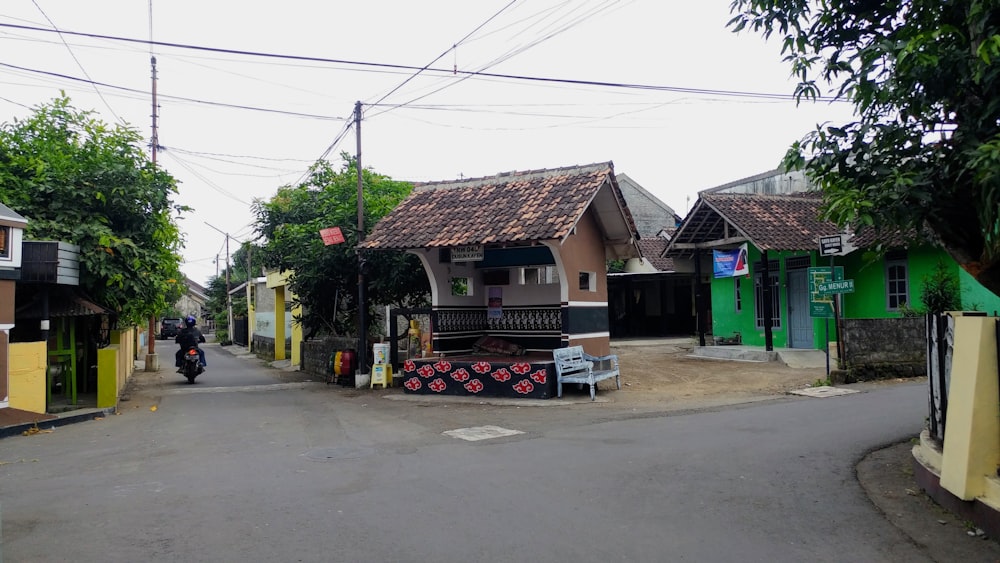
top-left (0, 1), bottom-right (857, 286)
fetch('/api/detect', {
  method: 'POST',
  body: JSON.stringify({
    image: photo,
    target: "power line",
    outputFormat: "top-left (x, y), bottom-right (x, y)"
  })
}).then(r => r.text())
top-left (0, 62), bottom-right (348, 120)
top-left (28, 1), bottom-right (124, 124)
top-left (0, 22), bottom-right (845, 102)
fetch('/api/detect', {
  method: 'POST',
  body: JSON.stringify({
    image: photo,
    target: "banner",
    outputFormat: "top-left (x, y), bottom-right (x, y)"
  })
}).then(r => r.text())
top-left (713, 243), bottom-right (749, 278)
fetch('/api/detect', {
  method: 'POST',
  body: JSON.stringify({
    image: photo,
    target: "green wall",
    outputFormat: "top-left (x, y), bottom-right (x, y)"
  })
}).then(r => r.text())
top-left (707, 244), bottom-right (1000, 350)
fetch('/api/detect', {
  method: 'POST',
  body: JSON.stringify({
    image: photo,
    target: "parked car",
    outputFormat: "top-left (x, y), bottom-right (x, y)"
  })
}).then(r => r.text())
top-left (160, 317), bottom-right (184, 339)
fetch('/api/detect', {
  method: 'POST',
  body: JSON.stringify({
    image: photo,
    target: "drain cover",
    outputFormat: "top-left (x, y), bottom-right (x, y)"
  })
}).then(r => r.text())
top-left (303, 446), bottom-right (375, 462)
top-left (789, 386), bottom-right (860, 398)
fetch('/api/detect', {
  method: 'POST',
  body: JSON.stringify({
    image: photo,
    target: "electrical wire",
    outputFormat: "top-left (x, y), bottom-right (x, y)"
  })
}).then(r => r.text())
top-left (0, 22), bottom-right (844, 102)
top-left (28, 1), bottom-right (124, 124)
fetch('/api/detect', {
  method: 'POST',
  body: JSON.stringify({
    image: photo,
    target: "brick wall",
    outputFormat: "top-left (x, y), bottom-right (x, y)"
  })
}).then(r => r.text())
top-left (842, 317), bottom-right (926, 381)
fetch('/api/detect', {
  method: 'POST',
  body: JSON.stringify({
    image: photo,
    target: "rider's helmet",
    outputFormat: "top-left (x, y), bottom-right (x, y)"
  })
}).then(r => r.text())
top-left (185, 316), bottom-right (196, 327)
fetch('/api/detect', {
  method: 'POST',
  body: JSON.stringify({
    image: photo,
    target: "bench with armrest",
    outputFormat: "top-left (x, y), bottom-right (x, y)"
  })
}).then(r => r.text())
top-left (552, 345), bottom-right (621, 401)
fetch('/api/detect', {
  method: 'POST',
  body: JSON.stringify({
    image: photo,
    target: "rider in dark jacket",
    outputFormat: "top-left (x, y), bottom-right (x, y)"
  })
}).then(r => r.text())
top-left (175, 316), bottom-right (207, 371)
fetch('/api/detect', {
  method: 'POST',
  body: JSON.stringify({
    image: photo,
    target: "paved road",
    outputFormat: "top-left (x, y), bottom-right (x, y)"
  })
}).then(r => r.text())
top-left (0, 343), bottom-right (956, 561)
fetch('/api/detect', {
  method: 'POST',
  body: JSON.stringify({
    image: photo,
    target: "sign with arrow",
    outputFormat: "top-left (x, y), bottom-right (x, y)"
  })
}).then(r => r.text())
top-left (819, 234), bottom-right (857, 257)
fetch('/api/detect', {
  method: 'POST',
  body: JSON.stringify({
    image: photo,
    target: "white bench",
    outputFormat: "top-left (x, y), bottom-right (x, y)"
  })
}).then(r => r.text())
top-left (553, 345), bottom-right (621, 401)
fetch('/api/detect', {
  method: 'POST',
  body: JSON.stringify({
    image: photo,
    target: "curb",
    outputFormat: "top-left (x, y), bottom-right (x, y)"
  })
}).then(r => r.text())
top-left (0, 407), bottom-right (117, 440)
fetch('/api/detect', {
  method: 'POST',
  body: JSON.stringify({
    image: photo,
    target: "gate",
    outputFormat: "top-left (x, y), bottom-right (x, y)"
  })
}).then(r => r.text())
top-left (231, 317), bottom-right (249, 347)
top-left (388, 308), bottom-right (432, 368)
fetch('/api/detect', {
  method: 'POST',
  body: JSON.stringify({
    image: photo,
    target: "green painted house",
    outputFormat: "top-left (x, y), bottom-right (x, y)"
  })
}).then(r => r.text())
top-left (664, 191), bottom-right (1000, 350)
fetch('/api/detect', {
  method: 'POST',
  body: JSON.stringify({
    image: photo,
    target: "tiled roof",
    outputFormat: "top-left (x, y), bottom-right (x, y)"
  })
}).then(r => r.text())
top-left (362, 162), bottom-right (625, 250)
top-left (637, 238), bottom-right (674, 271)
top-left (667, 192), bottom-right (915, 257)
top-left (702, 192), bottom-right (834, 251)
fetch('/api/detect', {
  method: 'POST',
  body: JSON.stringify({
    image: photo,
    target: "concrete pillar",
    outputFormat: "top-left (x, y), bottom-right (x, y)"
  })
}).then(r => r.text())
top-left (940, 315), bottom-right (1000, 500)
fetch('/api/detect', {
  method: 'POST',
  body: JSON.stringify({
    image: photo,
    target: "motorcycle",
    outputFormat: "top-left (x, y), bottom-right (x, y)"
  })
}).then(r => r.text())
top-left (180, 346), bottom-right (204, 384)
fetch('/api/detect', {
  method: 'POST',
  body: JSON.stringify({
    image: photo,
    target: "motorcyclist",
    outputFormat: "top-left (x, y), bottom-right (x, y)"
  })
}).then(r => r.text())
top-left (175, 316), bottom-right (207, 372)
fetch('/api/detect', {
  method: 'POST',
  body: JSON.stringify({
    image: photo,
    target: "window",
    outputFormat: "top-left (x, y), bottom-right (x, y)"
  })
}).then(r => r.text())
top-left (579, 271), bottom-right (596, 292)
top-left (753, 260), bottom-right (781, 329)
top-left (734, 277), bottom-right (742, 312)
top-left (885, 251), bottom-right (908, 310)
top-left (450, 277), bottom-right (472, 296)
top-left (0, 226), bottom-right (8, 259)
top-left (520, 265), bottom-right (559, 285)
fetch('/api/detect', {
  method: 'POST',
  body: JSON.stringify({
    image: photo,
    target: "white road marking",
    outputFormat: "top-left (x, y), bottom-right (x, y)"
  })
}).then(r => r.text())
top-left (443, 425), bottom-right (525, 441)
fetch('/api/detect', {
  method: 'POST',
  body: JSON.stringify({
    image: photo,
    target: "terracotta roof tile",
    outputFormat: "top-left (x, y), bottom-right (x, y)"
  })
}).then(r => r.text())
top-left (670, 192), bottom-right (915, 254)
top-left (362, 162), bottom-right (617, 249)
top-left (637, 238), bottom-right (674, 271)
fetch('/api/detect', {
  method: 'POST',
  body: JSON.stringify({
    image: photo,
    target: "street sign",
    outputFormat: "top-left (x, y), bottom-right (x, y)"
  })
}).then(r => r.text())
top-left (817, 279), bottom-right (855, 295)
top-left (320, 227), bottom-right (345, 245)
top-left (819, 235), bottom-right (842, 256)
top-left (808, 266), bottom-right (844, 318)
top-left (819, 234), bottom-right (857, 256)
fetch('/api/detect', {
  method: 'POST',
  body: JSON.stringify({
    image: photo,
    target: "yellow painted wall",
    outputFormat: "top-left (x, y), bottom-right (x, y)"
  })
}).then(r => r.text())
top-left (939, 315), bottom-right (1000, 500)
top-left (9, 341), bottom-right (47, 414)
top-left (97, 347), bottom-right (118, 408)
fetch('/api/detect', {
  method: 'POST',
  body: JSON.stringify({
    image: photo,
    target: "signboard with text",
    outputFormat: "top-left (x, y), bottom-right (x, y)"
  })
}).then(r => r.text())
top-left (817, 279), bottom-right (855, 295)
top-left (451, 245), bottom-right (484, 262)
top-left (808, 266), bottom-right (844, 318)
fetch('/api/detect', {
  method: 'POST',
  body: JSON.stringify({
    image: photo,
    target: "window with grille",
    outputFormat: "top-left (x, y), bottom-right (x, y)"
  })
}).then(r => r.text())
top-left (734, 277), bottom-right (742, 312)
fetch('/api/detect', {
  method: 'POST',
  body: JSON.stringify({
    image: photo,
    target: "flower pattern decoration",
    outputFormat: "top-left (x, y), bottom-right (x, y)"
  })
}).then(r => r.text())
top-left (491, 368), bottom-right (512, 382)
top-left (471, 361), bottom-right (492, 374)
top-left (529, 369), bottom-right (547, 384)
top-left (433, 360), bottom-right (452, 373)
top-left (404, 377), bottom-right (422, 391)
top-left (464, 379), bottom-right (484, 394)
top-left (451, 368), bottom-right (470, 382)
top-left (403, 359), bottom-right (416, 372)
top-left (428, 378), bottom-right (448, 393)
top-left (512, 379), bottom-right (535, 395)
top-left (511, 362), bottom-right (531, 375)
top-left (417, 365), bottom-right (435, 379)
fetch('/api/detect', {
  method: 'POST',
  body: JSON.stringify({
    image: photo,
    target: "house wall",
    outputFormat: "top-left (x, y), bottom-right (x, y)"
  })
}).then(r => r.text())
top-left (8, 341), bottom-right (46, 414)
top-left (554, 211), bottom-right (611, 356)
top-left (959, 267), bottom-right (1000, 314)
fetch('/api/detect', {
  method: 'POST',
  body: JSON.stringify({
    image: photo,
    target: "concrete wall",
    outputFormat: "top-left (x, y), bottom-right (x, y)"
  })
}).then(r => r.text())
top-left (841, 317), bottom-right (926, 381)
top-left (9, 341), bottom-right (46, 414)
top-left (301, 337), bottom-right (358, 377)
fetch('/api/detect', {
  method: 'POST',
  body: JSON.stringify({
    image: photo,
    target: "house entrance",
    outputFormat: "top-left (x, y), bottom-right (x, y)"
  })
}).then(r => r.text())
top-left (786, 268), bottom-right (813, 349)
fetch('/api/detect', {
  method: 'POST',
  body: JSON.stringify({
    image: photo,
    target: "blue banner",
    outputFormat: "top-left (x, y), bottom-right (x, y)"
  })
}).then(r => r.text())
top-left (713, 243), bottom-right (749, 278)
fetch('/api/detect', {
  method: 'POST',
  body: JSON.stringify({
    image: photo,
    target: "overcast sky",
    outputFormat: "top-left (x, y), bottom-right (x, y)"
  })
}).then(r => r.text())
top-left (0, 1), bottom-right (856, 286)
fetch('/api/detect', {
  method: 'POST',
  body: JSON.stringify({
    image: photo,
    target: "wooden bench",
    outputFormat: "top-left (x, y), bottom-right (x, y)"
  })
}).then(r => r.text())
top-left (552, 345), bottom-right (621, 401)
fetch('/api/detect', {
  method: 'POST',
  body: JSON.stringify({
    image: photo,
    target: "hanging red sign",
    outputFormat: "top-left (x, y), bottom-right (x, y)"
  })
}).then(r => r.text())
top-left (320, 227), bottom-right (345, 245)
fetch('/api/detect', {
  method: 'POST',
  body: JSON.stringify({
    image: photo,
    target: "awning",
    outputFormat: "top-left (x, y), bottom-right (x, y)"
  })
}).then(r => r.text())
top-left (14, 286), bottom-right (114, 318)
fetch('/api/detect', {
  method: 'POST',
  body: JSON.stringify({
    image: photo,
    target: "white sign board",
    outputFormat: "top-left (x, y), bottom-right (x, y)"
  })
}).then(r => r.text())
top-left (451, 245), bottom-right (484, 262)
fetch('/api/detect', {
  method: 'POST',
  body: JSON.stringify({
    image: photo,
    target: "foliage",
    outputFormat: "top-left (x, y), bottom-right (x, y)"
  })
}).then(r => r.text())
top-left (920, 260), bottom-right (963, 314)
top-left (0, 94), bottom-right (186, 324)
top-left (729, 0), bottom-right (1000, 297)
top-left (253, 154), bottom-right (430, 338)
top-left (606, 259), bottom-right (626, 274)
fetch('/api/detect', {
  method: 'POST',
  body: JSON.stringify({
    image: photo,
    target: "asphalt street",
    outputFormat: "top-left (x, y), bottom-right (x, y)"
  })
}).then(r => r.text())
top-left (0, 343), bottom-right (995, 562)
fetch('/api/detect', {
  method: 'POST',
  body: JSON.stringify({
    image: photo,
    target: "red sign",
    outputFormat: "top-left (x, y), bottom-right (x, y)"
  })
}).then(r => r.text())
top-left (320, 227), bottom-right (345, 246)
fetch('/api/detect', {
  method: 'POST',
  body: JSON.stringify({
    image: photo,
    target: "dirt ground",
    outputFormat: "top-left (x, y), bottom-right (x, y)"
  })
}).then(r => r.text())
top-left (598, 340), bottom-right (830, 408)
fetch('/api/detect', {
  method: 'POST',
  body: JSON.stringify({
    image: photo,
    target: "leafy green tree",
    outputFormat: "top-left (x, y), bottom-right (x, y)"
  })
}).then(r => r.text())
top-left (253, 155), bottom-right (429, 338)
top-left (0, 94), bottom-right (185, 324)
top-left (729, 0), bottom-right (1000, 297)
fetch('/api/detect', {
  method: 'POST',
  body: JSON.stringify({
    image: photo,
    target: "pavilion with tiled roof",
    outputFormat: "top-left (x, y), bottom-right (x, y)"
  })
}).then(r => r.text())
top-left (362, 162), bottom-right (639, 399)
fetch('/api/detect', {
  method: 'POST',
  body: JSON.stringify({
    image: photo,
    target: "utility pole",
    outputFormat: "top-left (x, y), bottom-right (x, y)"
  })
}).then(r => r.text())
top-left (144, 53), bottom-right (160, 372)
top-left (205, 222), bottom-right (233, 344)
top-left (355, 100), bottom-right (368, 381)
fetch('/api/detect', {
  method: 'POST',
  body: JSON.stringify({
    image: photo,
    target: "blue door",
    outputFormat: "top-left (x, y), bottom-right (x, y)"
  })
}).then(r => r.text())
top-left (787, 269), bottom-right (813, 349)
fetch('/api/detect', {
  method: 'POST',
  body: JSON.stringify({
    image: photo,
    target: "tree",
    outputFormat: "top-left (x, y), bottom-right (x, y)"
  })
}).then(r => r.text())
top-left (729, 0), bottom-right (1000, 296)
top-left (0, 94), bottom-right (186, 324)
top-left (253, 155), bottom-right (429, 338)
